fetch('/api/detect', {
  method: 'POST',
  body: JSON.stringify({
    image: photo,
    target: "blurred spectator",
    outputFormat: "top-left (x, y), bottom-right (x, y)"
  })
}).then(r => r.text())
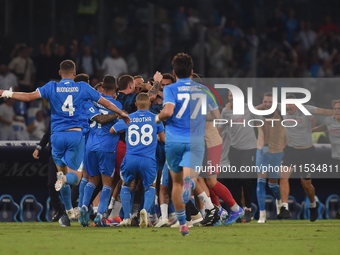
top-left (317, 41), bottom-right (330, 61)
top-left (0, 98), bottom-right (17, 140)
top-left (0, 64), bottom-right (18, 91)
top-left (320, 15), bottom-right (339, 36)
top-left (49, 40), bottom-right (78, 80)
top-left (90, 77), bottom-right (100, 87)
top-left (27, 110), bottom-right (47, 140)
top-left (297, 21), bottom-right (317, 53)
top-left (101, 47), bottom-right (127, 79)
top-left (223, 20), bottom-right (244, 41)
top-left (8, 45), bottom-right (36, 92)
top-left (76, 45), bottom-right (101, 79)
top-left (34, 38), bottom-right (55, 86)
top-left (12, 115), bottom-right (29, 140)
top-left (265, 9), bottom-right (287, 45)
top-left (286, 8), bottom-right (298, 44)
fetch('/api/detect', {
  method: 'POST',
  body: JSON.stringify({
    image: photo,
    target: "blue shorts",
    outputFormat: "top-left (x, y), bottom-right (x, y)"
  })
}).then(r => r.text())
top-left (120, 155), bottom-right (157, 188)
top-left (165, 142), bottom-right (204, 173)
top-left (256, 149), bottom-right (284, 179)
top-left (85, 150), bottom-right (116, 177)
top-left (156, 142), bottom-right (166, 171)
top-left (51, 131), bottom-right (85, 171)
top-left (160, 161), bottom-right (169, 187)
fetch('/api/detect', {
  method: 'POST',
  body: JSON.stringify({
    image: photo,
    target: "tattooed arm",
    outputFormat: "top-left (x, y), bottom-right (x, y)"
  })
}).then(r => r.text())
top-left (147, 71), bottom-right (163, 101)
top-left (93, 113), bottom-right (118, 124)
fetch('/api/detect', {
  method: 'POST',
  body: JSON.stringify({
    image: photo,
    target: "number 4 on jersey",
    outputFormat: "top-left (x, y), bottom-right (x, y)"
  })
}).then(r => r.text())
top-left (62, 95), bottom-right (75, 116)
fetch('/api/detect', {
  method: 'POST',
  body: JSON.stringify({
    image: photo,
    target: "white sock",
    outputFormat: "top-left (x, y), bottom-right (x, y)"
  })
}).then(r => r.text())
top-left (231, 203), bottom-right (240, 212)
top-left (310, 201), bottom-right (316, 208)
top-left (97, 213), bottom-right (102, 220)
top-left (282, 203), bottom-right (289, 210)
top-left (160, 204), bottom-right (168, 219)
top-left (198, 192), bottom-right (214, 210)
top-left (109, 201), bottom-right (122, 219)
top-left (93, 206), bottom-right (98, 213)
top-left (108, 197), bottom-right (115, 210)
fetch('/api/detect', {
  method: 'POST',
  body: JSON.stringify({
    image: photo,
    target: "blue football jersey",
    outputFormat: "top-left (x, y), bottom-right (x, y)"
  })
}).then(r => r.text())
top-left (85, 95), bottom-right (122, 153)
top-left (113, 110), bottom-right (164, 159)
top-left (162, 78), bottom-right (217, 144)
top-left (38, 79), bottom-right (101, 133)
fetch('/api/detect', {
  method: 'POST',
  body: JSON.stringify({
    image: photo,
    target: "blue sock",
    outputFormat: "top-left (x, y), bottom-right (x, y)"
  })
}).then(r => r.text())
top-left (169, 199), bottom-right (176, 214)
top-left (119, 208), bottom-right (124, 220)
top-left (176, 209), bottom-right (186, 225)
top-left (256, 178), bottom-right (266, 211)
top-left (98, 185), bottom-right (112, 215)
top-left (60, 185), bottom-right (72, 210)
top-left (121, 185), bottom-right (132, 219)
top-left (130, 189), bottom-right (136, 209)
top-left (82, 182), bottom-right (96, 208)
top-left (78, 177), bottom-right (88, 207)
top-left (65, 172), bottom-right (79, 186)
top-left (144, 187), bottom-right (156, 213)
top-left (269, 181), bottom-right (281, 201)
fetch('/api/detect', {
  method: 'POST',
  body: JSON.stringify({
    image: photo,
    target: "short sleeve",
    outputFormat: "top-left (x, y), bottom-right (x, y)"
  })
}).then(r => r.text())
top-left (83, 82), bottom-right (101, 102)
top-left (113, 119), bottom-right (128, 133)
top-left (37, 81), bottom-right (54, 100)
top-left (163, 86), bottom-right (176, 106)
top-left (156, 122), bottom-right (164, 134)
top-left (206, 89), bottom-right (218, 111)
top-left (85, 101), bottom-right (100, 120)
top-left (115, 100), bottom-right (123, 111)
top-left (323, 116), bottom-right (331, 126)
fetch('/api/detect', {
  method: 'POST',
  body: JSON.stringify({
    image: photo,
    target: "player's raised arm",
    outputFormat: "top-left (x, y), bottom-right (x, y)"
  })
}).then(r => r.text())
top-left (98, 96), bottom-right (130, 125)
top-left (315, 107), bottom-right (333, 116)
top-left (93, 113), bottom-right (118, 124)
top-left (147, 71), bottom-right (163, 101)
top-left (312, 124), bottom-right (327, 132)
top-left (0, 88), bottom-right (41, 102)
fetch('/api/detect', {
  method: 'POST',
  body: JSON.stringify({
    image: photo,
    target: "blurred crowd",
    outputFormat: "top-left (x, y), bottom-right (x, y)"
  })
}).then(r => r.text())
top-left (2, 0), bottom-right (340, 140)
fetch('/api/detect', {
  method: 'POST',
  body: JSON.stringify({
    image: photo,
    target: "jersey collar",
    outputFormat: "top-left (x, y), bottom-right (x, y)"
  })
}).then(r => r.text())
top-left (61, 78), bottom-right (74, 82)
top-left (177, 78), bottom-right (191, 85)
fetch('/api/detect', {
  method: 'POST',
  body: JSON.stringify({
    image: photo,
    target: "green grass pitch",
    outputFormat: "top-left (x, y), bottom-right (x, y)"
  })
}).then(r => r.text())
top-left (0, 220), bottom-right (339, 255)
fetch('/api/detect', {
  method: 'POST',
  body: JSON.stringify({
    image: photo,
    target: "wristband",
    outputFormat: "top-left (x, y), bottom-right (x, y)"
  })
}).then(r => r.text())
top-left (36, 145), bottom-right (42, 151)
top-left (155, 115), bottom-right (161, 124)
top-left (2, 90), bottom-right (13, 98)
